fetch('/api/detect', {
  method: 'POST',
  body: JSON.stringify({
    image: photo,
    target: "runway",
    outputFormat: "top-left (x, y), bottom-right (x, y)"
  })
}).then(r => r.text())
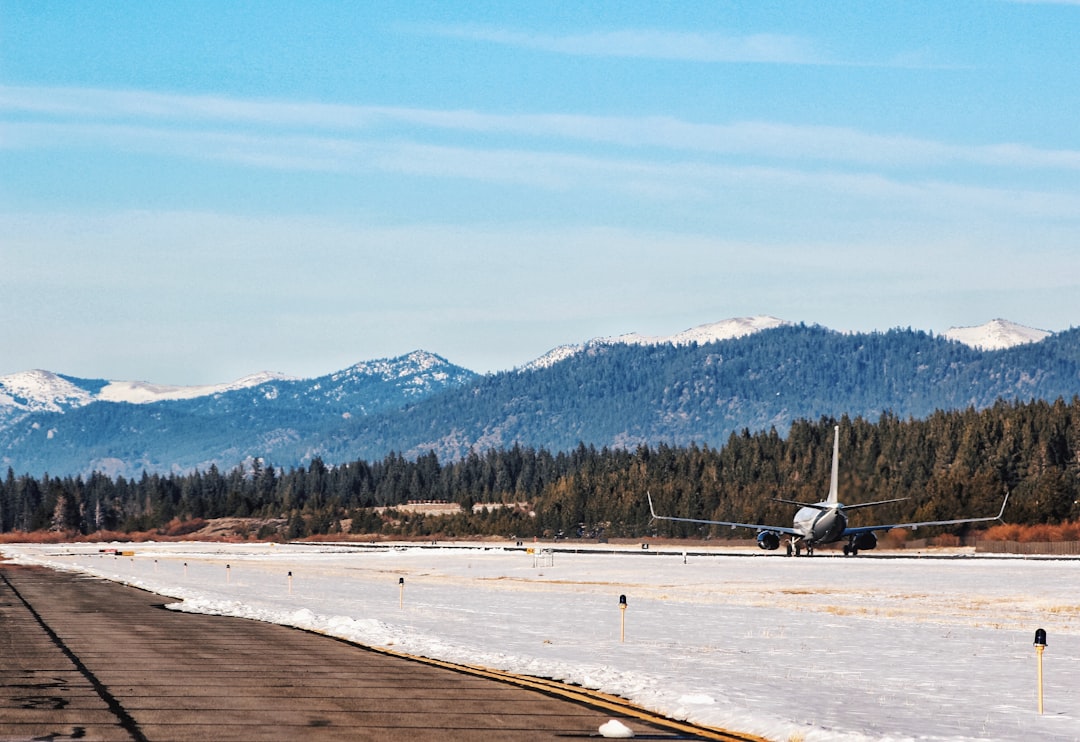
top-left (0, 563), bottom-right (753, 741)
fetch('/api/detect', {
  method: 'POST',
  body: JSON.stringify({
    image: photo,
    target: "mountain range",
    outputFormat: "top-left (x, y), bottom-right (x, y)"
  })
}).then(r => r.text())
top-left (0, 317), bottom-right (1070, 478)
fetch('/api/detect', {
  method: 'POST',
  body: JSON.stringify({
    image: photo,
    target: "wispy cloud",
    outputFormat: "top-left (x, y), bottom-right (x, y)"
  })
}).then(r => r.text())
top-left (4, 85), bottom-right (1080, 222)
top-left (4, 85), bottom-right (1079, 173)
top-left (409, 23), bottom-right (966, 69)
top-left (0, 85), bottom-right (379, 130)
top-left (421, 24), bottom-right (830, 65)
top-left (6, 120), bottom-right (1079, 226)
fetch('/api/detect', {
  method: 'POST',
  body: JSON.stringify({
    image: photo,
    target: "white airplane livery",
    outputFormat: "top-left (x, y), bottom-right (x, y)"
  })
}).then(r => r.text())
top-left (648, 426), bottom-right (1009, 556)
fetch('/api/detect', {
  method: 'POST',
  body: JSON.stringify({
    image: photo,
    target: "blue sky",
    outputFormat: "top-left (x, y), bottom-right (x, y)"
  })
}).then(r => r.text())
top-left (3, 1), bottom-right (1080, 384)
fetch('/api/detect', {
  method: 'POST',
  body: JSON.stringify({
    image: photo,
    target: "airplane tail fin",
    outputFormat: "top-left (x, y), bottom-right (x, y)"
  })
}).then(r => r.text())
top-left (827, 425), bottom-right (839, 504)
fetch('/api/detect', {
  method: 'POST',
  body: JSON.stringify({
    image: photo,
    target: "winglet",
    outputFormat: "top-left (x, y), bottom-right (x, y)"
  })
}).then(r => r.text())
top-left (996, 491), bottom-right (1010, 520)
top-left (647, 491), bottom-right (658, 519)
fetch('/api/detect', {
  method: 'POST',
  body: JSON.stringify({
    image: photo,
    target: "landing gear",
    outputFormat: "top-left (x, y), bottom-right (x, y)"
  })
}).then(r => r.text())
top-left (787, 539), bottom-right (813, 557)
top-left (844, 533), bottom-right (877, 556)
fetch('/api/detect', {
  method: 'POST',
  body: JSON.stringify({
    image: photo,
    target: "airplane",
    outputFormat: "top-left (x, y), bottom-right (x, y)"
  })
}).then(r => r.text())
top-left (647, 425), bottom-right (1009, 557)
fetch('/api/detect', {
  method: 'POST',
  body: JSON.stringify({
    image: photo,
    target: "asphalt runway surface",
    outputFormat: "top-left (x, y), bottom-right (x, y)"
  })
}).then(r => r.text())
top-left (0, 562), bottom-right (730, 742)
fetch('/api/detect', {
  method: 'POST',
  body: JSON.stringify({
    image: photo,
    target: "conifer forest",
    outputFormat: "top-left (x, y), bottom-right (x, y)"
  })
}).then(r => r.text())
top-left (2, 396), bottom-right (1079, 541)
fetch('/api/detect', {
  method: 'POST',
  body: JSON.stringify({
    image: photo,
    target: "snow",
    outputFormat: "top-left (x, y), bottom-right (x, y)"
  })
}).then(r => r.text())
top-left (523, 316), bottom-right (791, 370)
top-left (0, 368), bottom-right (293, 411)
top-left (520, 343), bottom-right (588, 371)
top-left (613, 316), bottom-right (791, 347)
top-left (0, 351), bottom-right (456, 412)
top-left (97, 371), bottom-right (295, 404)
top-left (0, 369), bottom-right (94, 413)
top-left (598, 718), bottom-right (636, 737)
top-left (3, 541), bottom-right (1078, 742)
top-left (337, 350), bottom-right (454, 381)
top-left (944, 319), bottom-right (1051, 351)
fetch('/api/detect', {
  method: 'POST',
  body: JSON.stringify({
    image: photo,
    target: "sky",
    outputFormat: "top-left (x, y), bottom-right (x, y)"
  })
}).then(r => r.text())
top-left (6, 541), bottom-right (1080, 742)
top-left (3, 1), bottom-right (1080, 385)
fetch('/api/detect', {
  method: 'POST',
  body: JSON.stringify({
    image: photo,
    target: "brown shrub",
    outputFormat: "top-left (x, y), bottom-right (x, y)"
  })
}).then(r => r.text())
top-left (1018, 524), bottom-right (1060, 543)
top-left (159, 518), bottom-right (207, 537)
top-left (82, 530), bottom-right (133, 543)
top-left (982, 523), bottom-right (1023, 542)
top-left (1059, 522), bottom-right (1080, 541)
top-left (0, 531), bottom-right (72, 544)
top-left (933, 533), bottom-right (961, 547)
top-left (979, 521), bottom-right (1080, 543)
top-left (878, 528), bottom-right (910, 549)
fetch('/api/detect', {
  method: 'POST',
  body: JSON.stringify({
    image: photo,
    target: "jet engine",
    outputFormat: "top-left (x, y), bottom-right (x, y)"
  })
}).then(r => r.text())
top-left (756, 531), bottom-right (781, 550)
top-left (851, 532), bottom-right (878, 551)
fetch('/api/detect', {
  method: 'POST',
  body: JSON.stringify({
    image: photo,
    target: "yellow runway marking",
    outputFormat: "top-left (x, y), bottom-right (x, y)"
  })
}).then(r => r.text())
top-left (343, 637), bottom-right (771, 742)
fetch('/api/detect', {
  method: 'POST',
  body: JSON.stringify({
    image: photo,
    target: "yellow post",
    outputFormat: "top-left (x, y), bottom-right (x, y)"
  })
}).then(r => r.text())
top-left (1036, 645), bottom-right (1045, 714)
top-left (619, 594), bottom-right (627, 643)
top-left (1034, 628), bottom-right (1047, 714)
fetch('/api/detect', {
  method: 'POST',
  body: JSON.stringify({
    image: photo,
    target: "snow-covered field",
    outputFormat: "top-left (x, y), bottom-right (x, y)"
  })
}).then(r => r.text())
top-left (3, 541), bottom-right (1077, 742)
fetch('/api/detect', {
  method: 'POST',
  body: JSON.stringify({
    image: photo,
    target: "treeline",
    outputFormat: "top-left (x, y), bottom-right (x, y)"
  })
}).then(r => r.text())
top-left (1, 396), bottom-right (1079, 540)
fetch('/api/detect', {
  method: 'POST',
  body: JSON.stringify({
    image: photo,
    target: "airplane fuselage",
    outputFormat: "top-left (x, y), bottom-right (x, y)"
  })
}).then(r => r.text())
top-left (793, 504), bottom-right (847, 545)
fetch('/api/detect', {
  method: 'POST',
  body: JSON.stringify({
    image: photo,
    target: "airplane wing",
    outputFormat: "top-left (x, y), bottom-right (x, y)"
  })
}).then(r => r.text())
top-left (842, 492), bottom-right (1010, 537)
top-left (838, 497), bottom-right (909, 511)
top-left (772, 496), bottom-right (908, 511)
top-left (647, 492), bottom-right (801, 536)
top-left (773, 497), bottom-right (830, 511)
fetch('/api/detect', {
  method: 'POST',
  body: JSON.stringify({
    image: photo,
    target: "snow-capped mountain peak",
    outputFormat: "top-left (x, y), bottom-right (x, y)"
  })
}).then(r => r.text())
top-left (0, 369), bottom-right (96, 414)
top-left (0, 351), bottom-right (470, 422)
top-left (337, 350), bottom-right (453, 382)
top-left (0, 369), bottom-right (299, 419)
top-left (943, 319), bottom-right (1051, 351)
top-left (523, 316), bottom-right (790, 371)
top-left (612, 316), bottom-right (790, 347)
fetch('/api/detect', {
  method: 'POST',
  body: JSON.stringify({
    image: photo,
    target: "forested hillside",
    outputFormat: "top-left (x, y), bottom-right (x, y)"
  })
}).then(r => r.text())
top-left (4, 325), bottom-right (1080, 479)
top-left (0, 351), bottom-right (478, 477)
top-left (2, 397), bottom-right (1078, 540)
top-left (315, 324), bottom-right (1080, 462)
